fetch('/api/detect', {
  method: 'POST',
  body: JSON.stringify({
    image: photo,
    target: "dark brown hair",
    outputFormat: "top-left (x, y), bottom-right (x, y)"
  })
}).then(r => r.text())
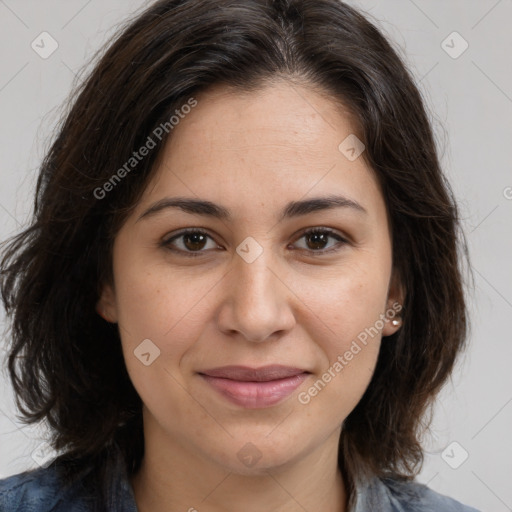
top-left (0, 0), bottom-right (470, 505)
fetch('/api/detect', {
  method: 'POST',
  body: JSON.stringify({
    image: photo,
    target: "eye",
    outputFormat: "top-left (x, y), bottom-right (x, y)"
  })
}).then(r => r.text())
top-left (291, 227), bottom-right (348, 255)
top-left (162, 227), bottom-right (348, 258)
top-left (161, 229), bottom-right (220, 257)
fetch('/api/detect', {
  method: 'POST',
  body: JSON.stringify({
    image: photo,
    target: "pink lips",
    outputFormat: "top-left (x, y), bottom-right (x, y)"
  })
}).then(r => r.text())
top-left (199, 365), bottom-right (310, 409)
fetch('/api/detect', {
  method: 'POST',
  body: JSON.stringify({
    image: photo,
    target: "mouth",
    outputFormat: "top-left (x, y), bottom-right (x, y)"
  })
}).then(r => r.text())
top-left (198, 365), bottom-right (311, 409)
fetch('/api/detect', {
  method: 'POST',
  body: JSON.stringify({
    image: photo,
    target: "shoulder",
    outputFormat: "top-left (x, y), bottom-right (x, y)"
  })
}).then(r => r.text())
top-left (355, 475), bottom-right (481, 512)
top-left (381, 477), bottom-right (481, 512)
top-left (0, 464), bottom-right (94, 512)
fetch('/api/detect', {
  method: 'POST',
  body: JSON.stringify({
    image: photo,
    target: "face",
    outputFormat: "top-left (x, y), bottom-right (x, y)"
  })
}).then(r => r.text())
top-left (98, 80), bottom-right (403, 475)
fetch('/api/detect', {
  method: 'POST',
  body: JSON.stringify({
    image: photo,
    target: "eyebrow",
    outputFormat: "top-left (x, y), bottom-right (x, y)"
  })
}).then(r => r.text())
top-left (136, 194), bottom-right (367, 223)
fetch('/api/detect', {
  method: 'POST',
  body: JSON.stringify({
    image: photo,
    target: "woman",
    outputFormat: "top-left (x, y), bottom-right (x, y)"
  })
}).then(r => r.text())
top-left (0, 0), bottom-right (479, 510)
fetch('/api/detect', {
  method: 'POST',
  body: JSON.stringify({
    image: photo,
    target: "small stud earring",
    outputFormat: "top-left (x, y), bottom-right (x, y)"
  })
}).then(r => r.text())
top-left (97, 308), bottom-right (109, 322)
top-left (391, 318), bottom-right (401, 327)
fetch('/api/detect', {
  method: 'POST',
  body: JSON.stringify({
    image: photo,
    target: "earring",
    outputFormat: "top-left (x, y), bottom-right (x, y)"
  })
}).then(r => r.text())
top-left (391, 318), bottom-right (402, 327)
top-left (97, 308), bottom-right (109, 322)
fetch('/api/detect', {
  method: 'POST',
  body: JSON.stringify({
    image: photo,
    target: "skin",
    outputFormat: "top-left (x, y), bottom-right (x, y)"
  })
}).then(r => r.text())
top-left (98, 80), bottom-right (403, 512)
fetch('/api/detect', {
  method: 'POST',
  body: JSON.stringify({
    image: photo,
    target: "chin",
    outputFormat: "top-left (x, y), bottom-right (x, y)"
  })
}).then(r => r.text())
top-left (209, 435), bottom-right (307, 475)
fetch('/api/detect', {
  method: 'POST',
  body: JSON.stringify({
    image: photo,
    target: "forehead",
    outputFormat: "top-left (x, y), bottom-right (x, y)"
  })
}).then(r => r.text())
top-left (171, 80), bottom-right (360, 155)
top-left (137, 80), bottom-right (385, 223)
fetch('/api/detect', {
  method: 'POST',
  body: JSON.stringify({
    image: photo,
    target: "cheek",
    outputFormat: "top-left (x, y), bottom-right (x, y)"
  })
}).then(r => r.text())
top-left (113, 261), bottom-right (223, 392)
top-left (113, 269), bottom-right (206, 413)
top-left (291, 255), bottom-right (389, 410)
top-left (297, 288), bottom-right (384, 423)
top-left (299, 343), bottom-right (381, 429)
top-left (114, 263), bottom-right (214, 342)
top-left (293, 254), bottom-right (391, 346)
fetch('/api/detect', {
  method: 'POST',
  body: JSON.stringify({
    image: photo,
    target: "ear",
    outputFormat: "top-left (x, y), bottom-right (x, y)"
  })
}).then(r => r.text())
top-left (96, 282), bottom-right (118, 323)
top-left (382, 267), bottom-right (405, 337)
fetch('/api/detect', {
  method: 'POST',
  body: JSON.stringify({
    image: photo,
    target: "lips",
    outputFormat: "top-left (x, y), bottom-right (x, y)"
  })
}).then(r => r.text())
top-left (199, 365), bottom-right (308, 381)
top-left (198, 365), bottom-right (310, 408)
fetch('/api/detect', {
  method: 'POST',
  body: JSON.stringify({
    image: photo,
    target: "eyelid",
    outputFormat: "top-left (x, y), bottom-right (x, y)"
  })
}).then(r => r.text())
top-left (291, 227), bottom-right (349, 255)
top-left (161, 226), bottom-right (350, 257)
top-left (161, 228), bottom-right (219, 256)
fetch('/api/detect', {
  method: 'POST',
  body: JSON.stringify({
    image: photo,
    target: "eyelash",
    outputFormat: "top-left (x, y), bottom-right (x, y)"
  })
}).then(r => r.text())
top-left (161, 227), bottom-right (349, 258)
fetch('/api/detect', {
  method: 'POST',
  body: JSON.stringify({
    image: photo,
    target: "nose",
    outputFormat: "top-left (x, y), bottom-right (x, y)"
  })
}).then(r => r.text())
top-left (216, 248), bottom-right (296, 343)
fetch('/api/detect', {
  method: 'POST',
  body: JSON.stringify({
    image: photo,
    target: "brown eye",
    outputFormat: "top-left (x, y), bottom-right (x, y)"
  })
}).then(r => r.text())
top-left (292, 228), bottom-right (348, 255)
top-left (162, 229), bottom-right (218, 257)
top-left (162, 227), bottom-right (348, 258)
top-left (181, 232), bottom-right (208, 251)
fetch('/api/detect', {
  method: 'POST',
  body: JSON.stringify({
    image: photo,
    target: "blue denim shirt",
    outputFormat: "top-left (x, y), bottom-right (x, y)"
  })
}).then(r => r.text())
top-left (0, 451), bottom-right (481, 512)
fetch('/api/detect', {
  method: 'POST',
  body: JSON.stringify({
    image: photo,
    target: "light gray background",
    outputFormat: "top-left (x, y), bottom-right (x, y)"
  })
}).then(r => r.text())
top-left (0, 1), bottom-right (511, 510)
